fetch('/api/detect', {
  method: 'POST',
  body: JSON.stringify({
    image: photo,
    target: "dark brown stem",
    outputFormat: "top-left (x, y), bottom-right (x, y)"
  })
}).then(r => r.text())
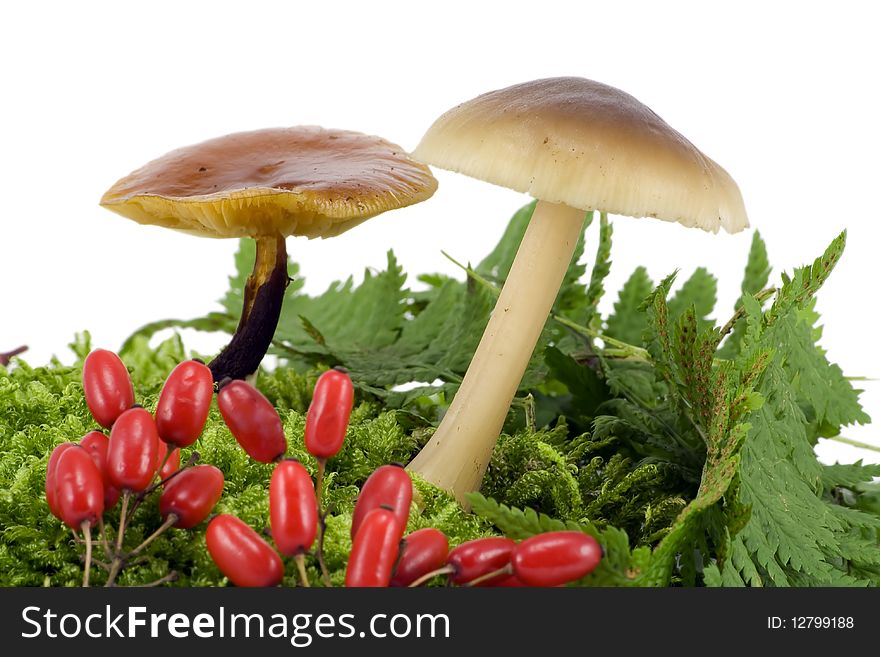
top-left (209, 235), bottom-right (289, 382)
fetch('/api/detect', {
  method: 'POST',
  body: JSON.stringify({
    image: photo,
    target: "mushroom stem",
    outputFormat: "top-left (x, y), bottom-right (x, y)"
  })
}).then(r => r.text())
top-left (209, 235), bottom-right (289, 382)
top-left (407, 201), bottom-right (586, 505)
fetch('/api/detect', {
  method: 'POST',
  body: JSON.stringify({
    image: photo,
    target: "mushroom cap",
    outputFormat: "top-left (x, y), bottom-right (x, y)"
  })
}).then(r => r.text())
top-left (101, 127), bottom-right (438, 239)
top-left (413, 77), bottom-right (747, 234)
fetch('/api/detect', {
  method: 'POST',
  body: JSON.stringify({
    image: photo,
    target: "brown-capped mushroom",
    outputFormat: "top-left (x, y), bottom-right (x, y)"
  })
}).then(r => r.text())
top-left (101, 126), bottom-right (437, 382)
top-left (407, 77), bottom-right (748, 504)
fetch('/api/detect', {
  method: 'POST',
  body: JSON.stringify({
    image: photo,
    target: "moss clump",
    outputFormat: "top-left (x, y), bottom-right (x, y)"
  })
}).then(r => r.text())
top-left (0, 333), bottom-right (493, 586)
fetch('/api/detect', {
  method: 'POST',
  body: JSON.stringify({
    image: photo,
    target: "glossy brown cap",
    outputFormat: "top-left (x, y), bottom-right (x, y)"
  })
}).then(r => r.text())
top-left (414, 77), bottom-right (747, 234)
top-left (101, 127), bottom-right (438, 239)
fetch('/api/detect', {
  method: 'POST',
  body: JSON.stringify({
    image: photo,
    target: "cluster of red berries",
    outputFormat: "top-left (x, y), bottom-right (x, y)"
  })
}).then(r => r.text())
top-left (208, 368), bottom-right (604, 588)
top-left (45, 350), bottom-right (221, 586)
top-left (212, 454), bottom-right (603, 588)
top-left (206, 368), bottom-right (355, 587)
top-left (47, 349), bottom-right (604, 588)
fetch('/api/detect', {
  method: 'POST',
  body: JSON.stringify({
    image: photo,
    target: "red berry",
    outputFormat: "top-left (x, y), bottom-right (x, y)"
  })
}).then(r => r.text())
top-left (46, 443), bottom-right (76, 518)
top-left (107, 407), bottom-right (160, 492)
top-left (269, 460), bottom-right (318, 556)
top-left (155, 439), bottom-right (181, 480)
top-left (447, 537), bottom-right (516, 585)
top-left (511, 531), bottom-right (603, 587)
top-left (80, 430), bottom-right (121, 508)
top-left (155, 360), bottom-right (213, 447)
top-left (206, 515), bottom-right (283, 587)
top-left (304, 369), bottom-right (354, 459)
top-left (351, 464), bottom-right (412, 540)
top-left (345, 506), bottom-right (401, 587)
top-left (55, 446), bottom-right (104, 530)
top-left (160, 465), bottom-right (224, 529)
top-left (82, 349), bottom-right (135, 429)
top-left (217, 380), bottom-right (287, 463)
top-left (391, 528), bottom-right (449, 587)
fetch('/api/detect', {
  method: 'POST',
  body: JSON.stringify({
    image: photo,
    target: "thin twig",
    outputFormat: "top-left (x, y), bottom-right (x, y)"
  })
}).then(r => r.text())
top-left (82, 522), bottom-right (92, 588)
top-left (295, 553), bottom-right (311, 588)
top-left (408, 566), bottom-right (453, 588)
top-left (315, 505), bottom-right (333, 587)
top-left (98, 517), bottom-right (113, 561)
top-left (132, 571), bottom-right (179, 588)
top-left (824, 435), bottom-right (880, 454)
top-left (462, 566), bottom-right (512, 587)
top-left (315, 459), bottom-right (326, 512)
top-left (116, 492), bottom-right (130, 554)
top-left (127, 452), bottom-right (200, 526)
top-left (105, 559), bottom-right (123, 587)
top-left (127, 515), bottom-right (177, 558)
top-left (719, 287), bottom-right (777, 338)
top-left (0, 345), bottom-right (28, 366)
top-left (136, 451), bottom-right (200, 509)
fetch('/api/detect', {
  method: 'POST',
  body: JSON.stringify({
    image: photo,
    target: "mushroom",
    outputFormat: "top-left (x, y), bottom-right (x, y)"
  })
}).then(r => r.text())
top-left (407, 77), bottom-right (748, 504)
top-left (101, 127), bottom-right (437, 382)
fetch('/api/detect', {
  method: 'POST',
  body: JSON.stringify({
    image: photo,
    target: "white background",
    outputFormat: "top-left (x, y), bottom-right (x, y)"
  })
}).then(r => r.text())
top-left (1, 1), bottom-right (877, 462)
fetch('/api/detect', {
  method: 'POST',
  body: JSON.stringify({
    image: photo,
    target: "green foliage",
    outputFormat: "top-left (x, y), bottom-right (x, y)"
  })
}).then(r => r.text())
top-left (605, 267), bottom-right (653, 345)
top-left (1, 203), bottom-right (876, 588)
top-left (580, 212), bottom-right (612, 327)
top-left (713, 232), bottom-right (877, 586)
top-left (667, 267), bottom-right (717, 325)
top-left (718, 231), bottom-right (771, 360)
top-left (474, 200), bottom-right (539, 283)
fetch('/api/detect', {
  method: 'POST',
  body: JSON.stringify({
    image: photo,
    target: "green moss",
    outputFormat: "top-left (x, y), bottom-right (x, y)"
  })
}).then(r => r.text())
top-left (0, 336), bottom-right (495, 586)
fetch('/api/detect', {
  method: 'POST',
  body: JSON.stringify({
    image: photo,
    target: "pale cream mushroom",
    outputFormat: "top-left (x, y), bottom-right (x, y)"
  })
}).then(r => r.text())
top-left (408, 77), bottom-right (748, 504)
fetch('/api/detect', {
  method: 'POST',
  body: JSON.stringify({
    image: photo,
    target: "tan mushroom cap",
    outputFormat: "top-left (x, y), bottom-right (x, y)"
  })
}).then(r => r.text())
top-left (414, 77), bottom-right (747, 234)
top-left (101, 126), bottom-right (438, 239)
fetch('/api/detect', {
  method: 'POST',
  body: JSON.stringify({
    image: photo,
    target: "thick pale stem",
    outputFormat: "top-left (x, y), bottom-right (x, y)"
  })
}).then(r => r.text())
top-left (407, 201), bottom-right (586, 505)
